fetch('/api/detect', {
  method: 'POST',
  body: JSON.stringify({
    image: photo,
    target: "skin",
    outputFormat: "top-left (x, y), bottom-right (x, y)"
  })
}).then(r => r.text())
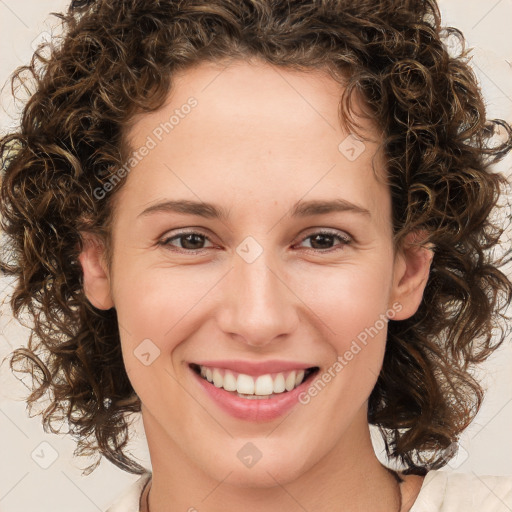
top-left (79, 58), bottom-right (433, 511)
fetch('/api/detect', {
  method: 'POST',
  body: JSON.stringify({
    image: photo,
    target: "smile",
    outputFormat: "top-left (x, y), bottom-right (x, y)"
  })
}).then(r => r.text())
top-left (189, 363), bottom-right (320, 421)
top-left (191, 363), bottom-right (319, 398)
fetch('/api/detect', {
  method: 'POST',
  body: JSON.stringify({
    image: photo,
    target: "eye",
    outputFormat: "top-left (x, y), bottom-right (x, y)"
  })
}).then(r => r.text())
top-left (158, 230), bottom-right (215, 252)
top-left (158, 228), bottom-right (352, 254)
top-left (295, 229), bottom-right (352, 252)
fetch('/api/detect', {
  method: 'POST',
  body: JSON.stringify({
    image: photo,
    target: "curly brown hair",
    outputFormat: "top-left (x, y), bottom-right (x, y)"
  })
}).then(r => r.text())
top-left (1, 0), bottom-right (511, 477)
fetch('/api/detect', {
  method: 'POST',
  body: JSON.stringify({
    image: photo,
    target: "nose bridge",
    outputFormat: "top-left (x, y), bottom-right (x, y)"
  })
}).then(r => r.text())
top-left (217, 239), bottom-right (298, 346)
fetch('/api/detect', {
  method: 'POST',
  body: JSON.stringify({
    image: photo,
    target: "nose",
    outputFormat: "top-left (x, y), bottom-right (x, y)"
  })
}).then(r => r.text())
top-left (216, 245), bottom-right (299, 348)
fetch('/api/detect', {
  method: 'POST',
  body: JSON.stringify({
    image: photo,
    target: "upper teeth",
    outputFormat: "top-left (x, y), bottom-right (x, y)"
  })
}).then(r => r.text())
top-left (199, 365), bottom-right (307, 395)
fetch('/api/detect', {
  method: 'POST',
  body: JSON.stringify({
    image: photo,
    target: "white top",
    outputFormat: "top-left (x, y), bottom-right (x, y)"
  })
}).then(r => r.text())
top-left (105, 470), bottom-right (512, 511)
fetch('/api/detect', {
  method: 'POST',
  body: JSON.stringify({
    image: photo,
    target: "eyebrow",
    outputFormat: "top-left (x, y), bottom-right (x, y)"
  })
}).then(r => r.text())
top-left (137, 198), bottom-right (371, 220)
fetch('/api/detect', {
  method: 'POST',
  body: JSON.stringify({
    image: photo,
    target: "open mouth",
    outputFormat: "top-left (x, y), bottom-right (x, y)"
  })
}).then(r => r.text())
top-left (189, 363), bottom-right (320, 399)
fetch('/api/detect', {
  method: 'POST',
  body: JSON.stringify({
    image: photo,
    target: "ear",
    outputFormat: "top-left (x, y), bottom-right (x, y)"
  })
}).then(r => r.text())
top-left (78, 232), bottom-right (114, 310)
top-left (388, 230), bottom-right (434, 321)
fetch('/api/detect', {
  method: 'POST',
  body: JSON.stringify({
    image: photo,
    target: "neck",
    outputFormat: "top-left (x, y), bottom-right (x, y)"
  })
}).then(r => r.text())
top-left (141, 405), bottom-right (402, 512)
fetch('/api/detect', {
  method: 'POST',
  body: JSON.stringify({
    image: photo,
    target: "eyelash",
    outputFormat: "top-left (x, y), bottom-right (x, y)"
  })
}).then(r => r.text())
top-left (157, 229), bottom-right (352, 254)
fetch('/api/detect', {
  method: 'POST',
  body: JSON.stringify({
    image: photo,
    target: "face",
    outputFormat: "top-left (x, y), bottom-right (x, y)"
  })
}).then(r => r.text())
top-left (80, 58), bottom-right (432, 488)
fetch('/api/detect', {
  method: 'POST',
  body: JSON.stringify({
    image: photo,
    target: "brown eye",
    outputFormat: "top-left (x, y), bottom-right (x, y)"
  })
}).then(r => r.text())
top-left (297, 230), bottom-right (352, 252)
top-left (158, 228), bottom-right (352, 255)
top-left (159, 231), bottom-right (214, 252)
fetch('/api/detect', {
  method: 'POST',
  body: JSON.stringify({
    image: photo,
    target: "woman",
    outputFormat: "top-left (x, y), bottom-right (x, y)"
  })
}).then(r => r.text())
top-left (1, 0), bottom-right (511, 511)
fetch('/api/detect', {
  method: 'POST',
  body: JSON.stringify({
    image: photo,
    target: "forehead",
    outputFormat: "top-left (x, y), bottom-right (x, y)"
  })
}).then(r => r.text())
top-left (127, 58), bottom-right (377, 146)
top-left (120, 59), bottom-right (388, 221)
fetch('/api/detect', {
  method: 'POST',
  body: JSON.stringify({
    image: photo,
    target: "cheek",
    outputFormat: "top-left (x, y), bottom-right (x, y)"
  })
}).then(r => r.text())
top-left (112, 262), bottom-right (212, 339)
top-left (292, 259), bottom-right (393, 396)
top-left (293, 259), bottom-right (393, 343)
top-left (111, 264), bottom-right (212, 394)
top-left (113, 248), bottom-right (394, 391)
top-left (114, 255), bottom-right (394, 346)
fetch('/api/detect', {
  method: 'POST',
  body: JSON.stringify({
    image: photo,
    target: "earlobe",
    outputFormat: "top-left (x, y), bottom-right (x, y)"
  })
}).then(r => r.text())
top-left (78, 232), bottom-right (114, 310)
top-left (389, 230), bottom-right (434, 321)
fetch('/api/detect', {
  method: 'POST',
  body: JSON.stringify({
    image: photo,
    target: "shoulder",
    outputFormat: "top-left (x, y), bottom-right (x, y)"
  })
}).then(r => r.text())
top-left (408, 469), bottom-right (512, 512)
top-left (105, 472), bottom-right (152, 512)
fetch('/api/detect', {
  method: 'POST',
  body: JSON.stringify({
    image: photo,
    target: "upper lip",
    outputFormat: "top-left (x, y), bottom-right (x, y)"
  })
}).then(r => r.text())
top-left (191, 359), bottom-right (317, 376)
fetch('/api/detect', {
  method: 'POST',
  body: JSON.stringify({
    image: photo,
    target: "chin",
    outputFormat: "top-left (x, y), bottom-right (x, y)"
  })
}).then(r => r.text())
top-left (200, 445), bottom-right (314, 489)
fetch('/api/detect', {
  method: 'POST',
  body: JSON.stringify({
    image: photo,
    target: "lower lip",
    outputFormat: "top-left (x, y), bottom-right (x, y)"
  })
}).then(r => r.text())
top-left (190, 366), bottom-right (317, 421)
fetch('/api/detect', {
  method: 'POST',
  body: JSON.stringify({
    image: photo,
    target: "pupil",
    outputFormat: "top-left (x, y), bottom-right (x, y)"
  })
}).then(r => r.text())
top-left (182, 234), bottom-right (204, 249)
top-left (310, 234), bottom-right (333, 249)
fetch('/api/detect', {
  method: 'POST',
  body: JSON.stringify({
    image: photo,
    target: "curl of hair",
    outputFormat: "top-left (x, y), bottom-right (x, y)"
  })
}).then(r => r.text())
top-left (1, 0), bottom-right (512, 475)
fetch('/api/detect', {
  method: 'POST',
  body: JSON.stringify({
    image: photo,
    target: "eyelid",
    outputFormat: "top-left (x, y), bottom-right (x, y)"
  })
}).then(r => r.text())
top-left (296, 227), bottom-right (352, 243)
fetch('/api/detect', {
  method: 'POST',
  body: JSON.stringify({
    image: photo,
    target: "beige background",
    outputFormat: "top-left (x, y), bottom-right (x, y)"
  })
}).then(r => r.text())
top-left (1, 1), bottom-right (511, 511)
